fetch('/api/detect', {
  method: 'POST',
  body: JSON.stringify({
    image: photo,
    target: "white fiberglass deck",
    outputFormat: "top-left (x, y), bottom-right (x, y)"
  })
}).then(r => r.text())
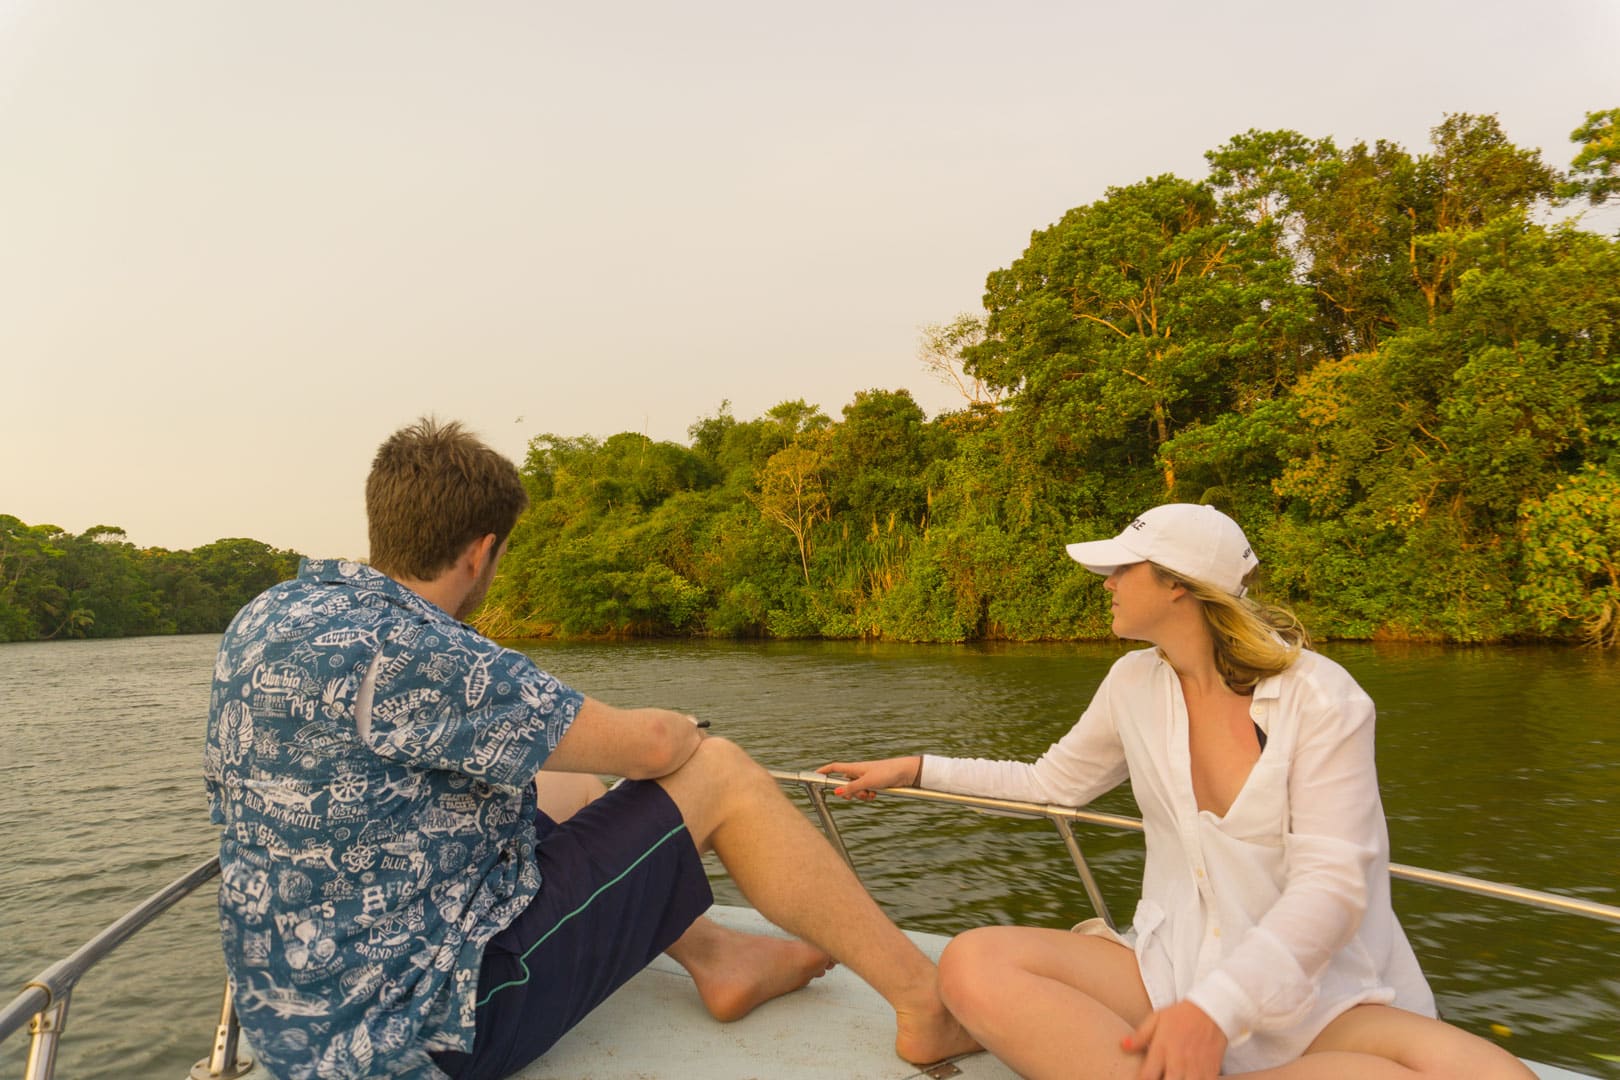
top-left (510, 905), bottom-right (1592, 1080)
top-left (511, 905), bottom-right (1014, 1080)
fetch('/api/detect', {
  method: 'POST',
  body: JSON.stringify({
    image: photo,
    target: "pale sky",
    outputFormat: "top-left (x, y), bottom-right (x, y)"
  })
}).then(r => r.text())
top-left (3, 1), bottom-right (1617, 559)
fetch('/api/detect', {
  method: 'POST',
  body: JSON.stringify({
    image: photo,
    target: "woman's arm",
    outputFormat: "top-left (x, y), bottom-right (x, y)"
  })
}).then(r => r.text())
top-left (821, 662), bottom-right (1132, 806)
top-left (923, 665), bottom-right (1131, 806)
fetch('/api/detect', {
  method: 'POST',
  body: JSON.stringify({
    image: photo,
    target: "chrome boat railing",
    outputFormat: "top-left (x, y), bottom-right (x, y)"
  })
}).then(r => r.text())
top-left (768, 769), bottom-right (1620, 931)
top-left (4, 772), bottom-right (1618, 1080)
top-left (0, 857), bottom-right (250, 1080)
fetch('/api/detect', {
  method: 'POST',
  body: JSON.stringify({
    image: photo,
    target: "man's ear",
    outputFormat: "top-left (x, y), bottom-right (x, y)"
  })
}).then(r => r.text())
top-left (453, 533), bottom-right (497, 578)
top-left (471, 533), bottom-right (499, 575)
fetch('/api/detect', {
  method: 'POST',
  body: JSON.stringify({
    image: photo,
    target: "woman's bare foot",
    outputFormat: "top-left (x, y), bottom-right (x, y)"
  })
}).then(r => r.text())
top-left (666, 918), bottom-right (836, 1022)
top-left (895, 998), bottom-right (982, 1065)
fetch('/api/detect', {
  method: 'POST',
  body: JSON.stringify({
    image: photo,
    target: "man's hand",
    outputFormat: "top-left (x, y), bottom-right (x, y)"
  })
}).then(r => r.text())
top-left (815, 756), bottom-right (922, 800)
top-left (1121, 1000), bottom-right (1227, 1080)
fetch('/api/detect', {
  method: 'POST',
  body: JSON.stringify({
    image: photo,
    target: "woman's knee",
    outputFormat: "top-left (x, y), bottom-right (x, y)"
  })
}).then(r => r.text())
top-left (1424, 1035), bottom-right (1536, 1080)
top-left (938, 927), bottom-right (1013, 1018)
top-left (1312, 1006), bottom-right (1535, 1080)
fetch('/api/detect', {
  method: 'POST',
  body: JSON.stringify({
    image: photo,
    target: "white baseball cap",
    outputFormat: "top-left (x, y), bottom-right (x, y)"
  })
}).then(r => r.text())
top-left (1065, 504), bottom-right (1258, 598)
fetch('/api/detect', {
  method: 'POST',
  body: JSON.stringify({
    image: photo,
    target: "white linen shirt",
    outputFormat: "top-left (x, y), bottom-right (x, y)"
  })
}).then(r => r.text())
top-left (920, 647), bottom-right (1435, 1073)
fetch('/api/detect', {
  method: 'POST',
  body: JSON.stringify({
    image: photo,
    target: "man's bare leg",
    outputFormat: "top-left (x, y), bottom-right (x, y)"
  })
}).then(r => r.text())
top-left (651, 738), bottom-right (979, 1064)
top-left (534, 772), bottom-right (835, 1023)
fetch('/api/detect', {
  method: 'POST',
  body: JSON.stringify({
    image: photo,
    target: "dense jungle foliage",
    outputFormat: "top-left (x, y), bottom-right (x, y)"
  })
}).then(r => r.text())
top-left (7, 111), bottom-right (1617, 646)
top-left (479, 110), bottom-right (1620, 646)
top-left (0, 517), bottom-right (302, 641)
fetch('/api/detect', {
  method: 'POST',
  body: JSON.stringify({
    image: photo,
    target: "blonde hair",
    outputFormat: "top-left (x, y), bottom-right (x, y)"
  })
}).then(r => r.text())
top-left (1149, 563), bottom-right (1310, 693)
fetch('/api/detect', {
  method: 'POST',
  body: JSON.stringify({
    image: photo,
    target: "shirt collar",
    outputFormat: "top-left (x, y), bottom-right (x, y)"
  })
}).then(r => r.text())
top-left (297, 558), bottom-right (456, 623)
top-left (1251, 674), bottom-right (1282, 702)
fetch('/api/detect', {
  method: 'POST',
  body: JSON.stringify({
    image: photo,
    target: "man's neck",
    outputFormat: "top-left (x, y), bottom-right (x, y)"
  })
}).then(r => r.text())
top-left (388, 572), bottom-right (469, 620)
top-left (375, 535), bottom-right (498, 624)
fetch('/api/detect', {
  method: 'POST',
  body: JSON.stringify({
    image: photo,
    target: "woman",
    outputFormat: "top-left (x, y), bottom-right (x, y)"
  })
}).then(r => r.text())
top-left (820, 504), bottom-right (1531, 1080)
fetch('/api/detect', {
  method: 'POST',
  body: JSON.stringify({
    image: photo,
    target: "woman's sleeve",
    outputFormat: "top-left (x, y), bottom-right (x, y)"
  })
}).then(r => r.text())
top-left (1185, 680), bottom-right (1384, 1042)
top-left (918, 669), bottom-right (1129, 807)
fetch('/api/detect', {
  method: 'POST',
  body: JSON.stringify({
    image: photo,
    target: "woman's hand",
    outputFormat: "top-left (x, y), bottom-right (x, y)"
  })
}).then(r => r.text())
top-left (1121, 1000), bottom-right (1227, 1080)
top-left (815, 756), bottom-right (922, 800)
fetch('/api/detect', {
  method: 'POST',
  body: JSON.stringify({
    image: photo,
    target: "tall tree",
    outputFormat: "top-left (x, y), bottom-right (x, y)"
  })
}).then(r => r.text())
top-left (968, 173), bottom-right (1311, 500)
top-left (1406, 113), bottom-right (1556, 318)
top-left (825, 389), bottom-right (939, 526)
top-left (918, 314), bottom-right (1002, 409)
top-left (1562, 107), bottom-right (1620, 207)
top-left (751, 443), bottom-right (831, 585)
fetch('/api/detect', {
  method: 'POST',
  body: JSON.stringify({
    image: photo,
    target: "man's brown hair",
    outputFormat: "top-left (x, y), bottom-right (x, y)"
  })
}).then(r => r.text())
top-left (366, 418), bottom-right (529, 580)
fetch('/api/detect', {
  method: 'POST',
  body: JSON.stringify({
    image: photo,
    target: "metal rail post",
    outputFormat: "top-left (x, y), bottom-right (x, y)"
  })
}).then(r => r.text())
top-left (1051, 817), bottom-right (1117, 931)
top-left (22, 992), bottom-right (68, 1080)
top-left (190, 980), bottom-right (253, 1079)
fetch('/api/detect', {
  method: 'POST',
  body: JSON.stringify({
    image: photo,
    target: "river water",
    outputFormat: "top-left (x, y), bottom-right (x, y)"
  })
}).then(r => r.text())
top-left (1, 635), bottom-right (1616, 1077)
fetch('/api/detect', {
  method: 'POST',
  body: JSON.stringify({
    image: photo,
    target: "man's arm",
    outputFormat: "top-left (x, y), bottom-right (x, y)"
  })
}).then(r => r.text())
top-left (541, 696), bottom-right (705, 780)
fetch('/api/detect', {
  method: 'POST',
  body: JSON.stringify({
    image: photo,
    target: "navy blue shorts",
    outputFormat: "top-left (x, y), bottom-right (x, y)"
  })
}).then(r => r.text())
top-left (431, 779), bottom-right (713, 1080)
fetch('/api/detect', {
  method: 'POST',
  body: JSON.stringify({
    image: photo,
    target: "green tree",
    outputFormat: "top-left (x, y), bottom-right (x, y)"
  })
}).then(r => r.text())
top-left (0, 515), bottom-right (66, 640)
top-left (51, 526), bottom-right (158, 637)
top-left (1562, 108), bottom-right (1620, 207)
top-left (1405, 114), bottom-right (1556, 319)
top-left (751, 443), bottom-right (831, 585)
top-left (825, 389), bottom-right (939, 526)
top-left (1520, 467), bottom-right (1620, 647)
top-left (477, 109), bottom-right (1618, 646)
top-left (0, 515), bottom-right (301, 639)
top-left (1207, 131), bottom-right (1425, 354)
top-left (968, 173), bottom-right (1311, 503)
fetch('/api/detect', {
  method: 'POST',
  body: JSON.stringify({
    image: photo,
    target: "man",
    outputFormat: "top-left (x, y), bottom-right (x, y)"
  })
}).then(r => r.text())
top-left (204, 418), bottom-right (975, 1079)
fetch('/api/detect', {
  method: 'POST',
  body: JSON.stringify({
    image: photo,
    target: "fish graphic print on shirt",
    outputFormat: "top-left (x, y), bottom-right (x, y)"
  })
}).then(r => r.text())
top-left (204, 559), bottom-right (583, 1079)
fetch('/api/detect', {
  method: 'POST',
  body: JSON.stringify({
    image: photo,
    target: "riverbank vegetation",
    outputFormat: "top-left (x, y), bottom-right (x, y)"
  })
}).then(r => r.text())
top-left (481, 110), bottom-right (1620, 646)
top-left (8, 111), bottom-right (1617, 646)
top-left (0, 517), bottom-right (301, 642)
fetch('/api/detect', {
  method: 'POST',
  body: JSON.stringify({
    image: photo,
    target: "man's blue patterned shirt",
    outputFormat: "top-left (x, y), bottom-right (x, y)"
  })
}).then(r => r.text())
top-left (204, 559), bottom-right (582, 1079)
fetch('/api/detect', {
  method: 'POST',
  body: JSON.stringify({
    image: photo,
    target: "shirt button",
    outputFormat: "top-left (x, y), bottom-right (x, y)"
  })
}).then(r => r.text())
top-left (1213, 927), bottom-right (1222, 938)
top-left (1195, 868), bottom-right (1205, 879)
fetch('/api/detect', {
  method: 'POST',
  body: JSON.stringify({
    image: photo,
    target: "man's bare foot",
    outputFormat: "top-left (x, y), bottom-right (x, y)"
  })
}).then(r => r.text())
top-left (895, 1000), bottom-right (982, 1066)
top-left (666, 919), bottom-right (836, 1022)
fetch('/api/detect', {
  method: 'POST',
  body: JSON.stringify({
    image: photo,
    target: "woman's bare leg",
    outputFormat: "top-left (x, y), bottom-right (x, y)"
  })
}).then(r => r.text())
top-left (939, 926), bottom-right (1532, 1080)
top-left (938, 925), bottom-right (1152, 1080)
top-left (1235, 1003), bottom-right (1535, 1079)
